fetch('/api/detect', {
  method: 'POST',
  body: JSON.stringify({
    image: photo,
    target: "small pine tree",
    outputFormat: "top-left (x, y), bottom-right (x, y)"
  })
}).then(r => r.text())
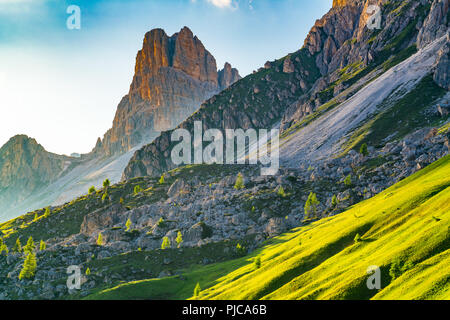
top-left (85, 268), bottom-right (91, 276)
top-left (23, 236), bottom-right (35, 254)
top-left (389, 258), bottom-right (402, 280)
top-left (234, 173), bottom-right (245, 190)
top-left (344, 175), bottom-right (352, 187)
top-left (0, 244), bottom-right (8, 255)
top-left (161, 236), bottom-right (171, 250)
top-left (13, 238), bottom-right (22, 253)
top-left (157, 217), bottom-right (165, 228)
top-left (254, 256), bottom-right (261, 269)
top-left (194, 282), bottom-right (201, 297)
top-left (103, 179), bottom-right (110, 189)
top-left (97, 233), bottom-right (103, 246)
top-left (389, 258), bottom-right (414, 280)
top-left (304, 192), bottom-right (320, 220)
top-left (88, 186), bottom-right (96, 195)
top-left (359, 143), bottom-right (369, 156)
top-left (236, 243), bottom-right (246, 256)
top-left (39, 240), bottom-right (46, 251)
top-left (134, 185), bottom-right (143, 195)
top-left (331, 195), bottom-right (338, 208)
top-left (0, 238), bottom-right (6, 255)
top-left (176, 231), bottom-right (183, 248)
top-left (101, 191), bottom-right (109, 202)
top-left (277, 186), bottom-right (286, 197)
top-left (159, 174), bottom-right (165, 184)
top-left (43, 207), bottom-right (51, 218)
top-left (18, 251), bottom-right (37, 280)
top-left (125, 218), bottom-right (132, 232)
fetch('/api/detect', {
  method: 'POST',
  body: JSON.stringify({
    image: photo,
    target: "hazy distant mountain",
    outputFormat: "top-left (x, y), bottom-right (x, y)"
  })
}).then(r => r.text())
top-left (0, 135), bottom-right (75, 218)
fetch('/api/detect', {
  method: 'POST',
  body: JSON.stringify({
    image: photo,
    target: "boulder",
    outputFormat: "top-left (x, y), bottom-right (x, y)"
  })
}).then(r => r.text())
top-left (80, 204), bottom-right (125, 236)
top-left (75, 243), bottom-right (94, 256)
top-left (167, 179), bottom-right (190, 198)
top-left (183, 223), bottom-right (204, 244)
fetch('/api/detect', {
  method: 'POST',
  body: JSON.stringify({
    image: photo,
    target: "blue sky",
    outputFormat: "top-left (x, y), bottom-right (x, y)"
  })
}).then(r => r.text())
top-left (0, 0), bottom-right (332, 155)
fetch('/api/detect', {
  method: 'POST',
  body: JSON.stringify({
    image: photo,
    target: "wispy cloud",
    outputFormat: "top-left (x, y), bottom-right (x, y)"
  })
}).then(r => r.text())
top-left (0, 0), bottom-right (48, 14)
top-left (0, 0), bottom-right (31, 3)
top-left (206, 0), bottom-right (238, 9)
top-left (207, 0), bottom-right (230, 7)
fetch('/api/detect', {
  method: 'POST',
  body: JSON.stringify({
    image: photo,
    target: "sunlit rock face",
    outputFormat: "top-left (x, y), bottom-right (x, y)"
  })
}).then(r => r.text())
top-left (218, 62), bottom-right (241, 90)
top-left (95, 27), bottom-right (240, 156)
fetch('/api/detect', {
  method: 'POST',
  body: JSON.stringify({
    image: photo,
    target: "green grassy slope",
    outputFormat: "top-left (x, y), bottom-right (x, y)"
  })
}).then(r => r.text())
top-left (87, 156), bottom-right (450, 300)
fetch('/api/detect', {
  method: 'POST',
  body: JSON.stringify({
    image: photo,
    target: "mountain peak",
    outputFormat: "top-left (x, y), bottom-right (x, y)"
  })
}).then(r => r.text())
top-left (332, 0), bottom-right (350, 7)
top-left (95, 26), bottom-right (240, 156)
top-left (1, 134), bottom-right (39, 152)
top-left (178, 26), bottom-right (194, 37)
top-left (0, 134), bottom-right (67, 195)
top-left (131, 26), bottom-right (219, 101)
top-left (218, 62), bottom-right (241, 90)
top-left (332, 0), bottom-right (344, 7)
top-left (8, 134), bottom-right (33, 142)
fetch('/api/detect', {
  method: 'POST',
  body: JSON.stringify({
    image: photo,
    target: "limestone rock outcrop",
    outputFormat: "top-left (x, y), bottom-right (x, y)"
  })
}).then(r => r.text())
top-left (434, 33), bottom-right (450, 90)
top-left (218, 62), bottom-right (241, 90)
top-left (94, 27), bottom-right (240, 156)
top-left (417, 0), bottom-right (449, 49)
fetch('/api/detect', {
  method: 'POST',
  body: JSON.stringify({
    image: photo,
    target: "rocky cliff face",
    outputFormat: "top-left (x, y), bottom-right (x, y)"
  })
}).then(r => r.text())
top-left (218, 62), bottom-right (241, 90)
top-left (94, 27), bottom-right (240, 156)
top-left (302, 0), bottom-right (439, 77)
top-left (434, 33), bottom-right (450, 90)
top-left (282, 0), bottom-right (449, 129)
top-left (304, 0), bottom-right (364, 76)
top-left (421, 0), bottom-right (449, 90)
top-left (0, 136), bottom-right (72, 218)
top-left (417, 0), bottom-right (449, 49)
